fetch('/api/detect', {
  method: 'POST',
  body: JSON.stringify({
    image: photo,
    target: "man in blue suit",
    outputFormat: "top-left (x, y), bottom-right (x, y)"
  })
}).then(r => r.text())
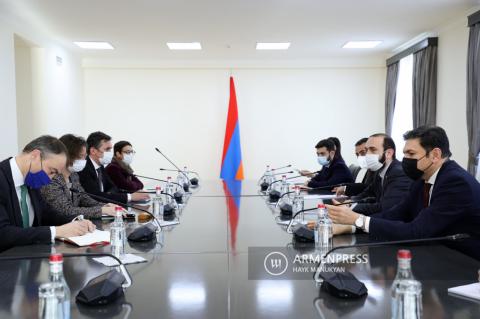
top-left (327, 126), bottom-right (480, 260)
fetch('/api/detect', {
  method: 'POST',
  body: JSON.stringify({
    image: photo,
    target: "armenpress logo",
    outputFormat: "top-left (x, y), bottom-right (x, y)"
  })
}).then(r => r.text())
top-left (263, 251), bottom-right (288, 276)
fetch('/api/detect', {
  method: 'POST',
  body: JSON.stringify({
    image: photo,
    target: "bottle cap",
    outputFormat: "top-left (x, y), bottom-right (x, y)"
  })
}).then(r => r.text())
top-left (49, 253), bottom-right (63, 263)
top-left (156, 186), bottom-right (161, 190)
top-left (317, 203), bottom-right (326, 209)
top-left (397, 249), bottom-right (412, 259)
top-left (115, 206), bottom-right (123, 212)
top-left (282, 175), bottom-right (286, 178)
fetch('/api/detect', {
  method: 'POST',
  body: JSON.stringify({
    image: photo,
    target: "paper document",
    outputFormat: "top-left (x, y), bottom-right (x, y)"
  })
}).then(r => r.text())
top-left (93, 254), bottom-right (147, 267)
top-left (448, 283), bottom-right (480, 301)
top-left (63, 230), bottom-right (110, 247)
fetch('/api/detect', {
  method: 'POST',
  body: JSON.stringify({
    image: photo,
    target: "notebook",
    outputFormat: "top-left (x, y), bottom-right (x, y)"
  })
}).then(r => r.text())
top-left (62, 230), bottom-right (110, 247)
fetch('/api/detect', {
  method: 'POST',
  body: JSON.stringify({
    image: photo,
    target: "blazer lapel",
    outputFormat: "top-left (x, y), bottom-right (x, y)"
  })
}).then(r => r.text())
top-left (0, 158), bottom-right (23, 227)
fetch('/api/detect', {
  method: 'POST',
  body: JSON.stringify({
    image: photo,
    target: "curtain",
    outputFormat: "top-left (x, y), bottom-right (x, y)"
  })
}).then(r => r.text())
top-left (385, 62), bottom-right (399, 136)
top-left (412, 45), bottom-right (437, 128)
top-left (467, 23), bottom-right (480, 175)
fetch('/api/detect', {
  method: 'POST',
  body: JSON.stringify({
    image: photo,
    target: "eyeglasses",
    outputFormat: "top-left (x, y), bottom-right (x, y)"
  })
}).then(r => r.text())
top-left (123, 150), bottom-right (136, 155)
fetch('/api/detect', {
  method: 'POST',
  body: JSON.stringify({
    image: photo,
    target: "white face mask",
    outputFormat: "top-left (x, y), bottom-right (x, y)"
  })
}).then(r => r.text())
top-left (100, 150), bottom-right (113, 166)
top-left (357, 156), bottom-right (368, 169)
top-left (122, 153), bottom-right (134, 165)
top-left (317, 156), bottom-right (330, 166)
top-left (365, 153), bottom-right (384, 171)
top-left (68, 159), bottom-right (87, 173)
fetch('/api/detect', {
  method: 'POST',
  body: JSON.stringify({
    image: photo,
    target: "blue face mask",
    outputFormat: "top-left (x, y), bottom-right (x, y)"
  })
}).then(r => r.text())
top-left (24, 160), bottom-right (51, 189)
top-left (317, 156), bottom-right (330, 166)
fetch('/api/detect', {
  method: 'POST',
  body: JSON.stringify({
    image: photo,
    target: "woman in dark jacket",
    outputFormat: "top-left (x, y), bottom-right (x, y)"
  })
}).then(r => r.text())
top-left (105, 141), bottom-right (144, 193)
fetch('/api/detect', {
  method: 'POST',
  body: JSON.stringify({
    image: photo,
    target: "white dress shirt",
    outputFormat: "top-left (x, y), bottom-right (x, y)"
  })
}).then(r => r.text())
top-left (10, 157), bottom-right (56, 241)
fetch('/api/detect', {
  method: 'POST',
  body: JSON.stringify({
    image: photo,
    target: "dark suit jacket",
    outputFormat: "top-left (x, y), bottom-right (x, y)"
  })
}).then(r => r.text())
top-left (353, 159), bottom-right (411, 216)
top-left (78, 157), bottom-right (128, 204)
top-left (344, 167), bottom-right (375, 196)
top-left (369, 160), bottom-right (480, 260)
top-left (0, 158), bottom-right (52, 252)
top-left (307, 158), bottom-right (353, 189)
top-left (105, 159), bottom-right (144, 193)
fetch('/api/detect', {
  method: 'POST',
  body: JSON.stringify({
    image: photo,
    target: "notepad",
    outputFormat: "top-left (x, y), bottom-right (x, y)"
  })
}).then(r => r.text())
top-left (448, 282), bottom-right (480, 301)
top-left (62, 230), bottom-right (110, 247)
top-left (93, 254), bottom-right (147, 267)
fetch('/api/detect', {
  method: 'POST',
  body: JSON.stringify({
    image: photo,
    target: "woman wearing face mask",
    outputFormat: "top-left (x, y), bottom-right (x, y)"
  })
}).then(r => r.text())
top-left (105, 141), bottom-right (144, 193)
top-left (40, 134), bottom-right (118, 219)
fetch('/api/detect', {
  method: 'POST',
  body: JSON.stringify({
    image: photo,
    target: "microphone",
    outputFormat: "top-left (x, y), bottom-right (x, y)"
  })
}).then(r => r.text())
top-left (159, 168), bottom-right (200, 186)
top-left (259, 171), bottom-right (295, 191)
top-left (312, 233), bottom-right (471, 299)
top-left (135, 174), bottom-right (187, 202)
top-left (271, 164), bottom-right (292, 171)
top-left (267, 175), bottom-right (303, 202)
top-left (0, 252), bottom-right (132, 306)
top-left (69, 188), bottom-right (177, 241)
top-left (154, 148), bottom-right (194, 187)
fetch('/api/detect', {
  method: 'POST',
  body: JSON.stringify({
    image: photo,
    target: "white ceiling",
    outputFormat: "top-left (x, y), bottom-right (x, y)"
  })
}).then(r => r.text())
top-left (1, 0), bottom-right (479, 65)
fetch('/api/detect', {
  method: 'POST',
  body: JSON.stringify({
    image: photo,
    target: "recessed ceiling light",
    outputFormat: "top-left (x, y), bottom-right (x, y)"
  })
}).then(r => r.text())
top-left (73, 41), bottom-right (114, 50)
top-left (167, 42), bottom-right (202, 50)
top-left (343, 41), bottom-right (382, 49)
top-left (256, 42), bottom-right (291, 50)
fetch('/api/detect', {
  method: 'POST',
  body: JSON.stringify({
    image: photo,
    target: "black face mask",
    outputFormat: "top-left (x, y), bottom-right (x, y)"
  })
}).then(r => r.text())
top-left (402, 155), bottom-right (432, 180)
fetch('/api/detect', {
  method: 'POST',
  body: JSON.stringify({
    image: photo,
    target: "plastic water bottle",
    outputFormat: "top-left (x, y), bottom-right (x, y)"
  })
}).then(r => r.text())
top-left (280, 175), bottom-right (289, 195)
top-left (49, 253), bottom-right (71, 318)
top-left (165, 177), bottom-right (174, 203)
top-left (266, 166), bottom-right (276, 185)
top-left (314, 204), bottom-right (332, 255)
top-left (152, 186), bottom-right (164, 219)
top-left (38, 282), bottom-right (66, 319)
top-left (292, 186), bottom-right (305, 223)
top-left (391, 250), bottom-right (422, 319)
top-left (110, 206), bottom-right (126, 259)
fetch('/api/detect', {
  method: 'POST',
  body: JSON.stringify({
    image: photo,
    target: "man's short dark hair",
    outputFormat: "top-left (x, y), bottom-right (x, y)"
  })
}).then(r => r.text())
top-left (86, 131), bottom-right (111, 155)
top-left (114, 141), bottom-right (132, 156)
top-left (22, 135), bottom-right (67, 158)
top-left (355, 138), bottom-right (368, 147)
top-left (60, 134), bottom-right (87, 167)
top-left (315, 139), bottom-right (336, 152)
top-left (403, 126), bottom-right (452, 158)
top-left (369, 133), bottom-right (397, 159)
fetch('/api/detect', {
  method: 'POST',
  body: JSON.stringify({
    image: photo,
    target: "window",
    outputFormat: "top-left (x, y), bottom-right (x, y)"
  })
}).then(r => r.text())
top-left (391, 54), bottom-right (413, 159)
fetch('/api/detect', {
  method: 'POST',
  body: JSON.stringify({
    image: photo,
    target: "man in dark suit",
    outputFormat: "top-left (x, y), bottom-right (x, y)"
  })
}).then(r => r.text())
top-left (78, 131), bottom-right (149, 204)
top-left (327, 126), bottom-right (480, 260)
top-left (300, 138), bottom-right (354, 189)
top-left (335, 137), bottom-right (375, 196)
top-left (0, 136), bottom-right (95, 252)
top-left (350, 133), bottom-right (411, 215)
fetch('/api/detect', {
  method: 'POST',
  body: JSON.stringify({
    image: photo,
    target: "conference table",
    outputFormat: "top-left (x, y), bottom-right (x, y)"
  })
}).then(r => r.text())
top-left (0, 180), bottom-right (479, 319)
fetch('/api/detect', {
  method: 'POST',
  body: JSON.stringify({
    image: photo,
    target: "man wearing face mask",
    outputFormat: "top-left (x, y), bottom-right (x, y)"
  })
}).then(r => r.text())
top-left (334, 137), bottom-right (375, 196)
top-left (301, 139), bottom-right (353, 189)
top-left (78, 132), bottom-right (149, 204)
top-left (327, 126), bottom-right (480, 260)
top-left (350, 133), bottom-right (411, 215)
top-left (0, 135), bottom-right (96, 252)
top-left (41, 134), bottom-right (118, 220)
top-left (105, 141), bottom-right (144, 193)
